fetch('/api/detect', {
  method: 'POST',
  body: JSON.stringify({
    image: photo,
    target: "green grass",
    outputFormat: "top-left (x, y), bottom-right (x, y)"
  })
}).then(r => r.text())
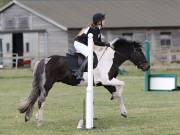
top-left (1, 68), bottom-right (180, 135)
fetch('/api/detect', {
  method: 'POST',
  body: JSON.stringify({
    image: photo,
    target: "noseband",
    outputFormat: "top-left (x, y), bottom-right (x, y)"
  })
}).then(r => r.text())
top-left (129, 47), bottom-right (147, 68)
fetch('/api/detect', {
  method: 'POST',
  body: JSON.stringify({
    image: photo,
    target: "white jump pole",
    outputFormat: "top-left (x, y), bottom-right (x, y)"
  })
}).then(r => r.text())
top-left (86, 33), bottom-right (94, 129)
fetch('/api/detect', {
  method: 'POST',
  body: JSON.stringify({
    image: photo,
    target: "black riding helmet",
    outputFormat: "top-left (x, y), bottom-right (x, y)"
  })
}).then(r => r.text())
top-left (93, 13), bottom-right (105, 25)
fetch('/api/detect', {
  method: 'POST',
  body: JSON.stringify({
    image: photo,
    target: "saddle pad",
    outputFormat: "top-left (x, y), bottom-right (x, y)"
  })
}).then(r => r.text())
top-left (66, 53), bottom-right (98, 72)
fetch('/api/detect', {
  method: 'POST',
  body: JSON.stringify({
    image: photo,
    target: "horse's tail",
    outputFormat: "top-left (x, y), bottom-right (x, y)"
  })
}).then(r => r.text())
top-left (18, 59), bottom-right (45, 121)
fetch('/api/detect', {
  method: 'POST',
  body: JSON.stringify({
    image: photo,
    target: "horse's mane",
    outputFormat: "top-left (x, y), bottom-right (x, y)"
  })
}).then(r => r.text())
top-left (112, 38), bottom-right (142, 54)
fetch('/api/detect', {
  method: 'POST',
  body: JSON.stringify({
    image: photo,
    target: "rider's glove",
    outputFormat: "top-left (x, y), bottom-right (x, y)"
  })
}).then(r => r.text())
top-left (105, 43), bottom-right (110, 47)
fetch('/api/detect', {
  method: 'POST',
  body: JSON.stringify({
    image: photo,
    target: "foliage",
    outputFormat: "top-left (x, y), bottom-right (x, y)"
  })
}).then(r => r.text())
top-left (0, 0), bottom-right (10, 8)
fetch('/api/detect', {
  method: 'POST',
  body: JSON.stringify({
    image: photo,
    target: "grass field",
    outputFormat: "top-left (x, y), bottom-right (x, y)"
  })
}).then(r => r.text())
top-left (0, 68), bottom-right (180, 135)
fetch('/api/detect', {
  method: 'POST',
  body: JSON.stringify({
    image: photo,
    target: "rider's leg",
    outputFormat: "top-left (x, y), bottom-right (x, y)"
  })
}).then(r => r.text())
top-left (74, 41), bottom-right (89, 57)
top-left (73, 58), bottom-right (88, 80)
top-left (73, 41), bottom-right (89, 79)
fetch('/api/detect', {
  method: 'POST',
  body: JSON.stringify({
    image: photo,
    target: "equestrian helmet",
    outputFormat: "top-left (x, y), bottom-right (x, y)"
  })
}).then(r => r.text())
top-left (93, 13), bottom-right (105, 24)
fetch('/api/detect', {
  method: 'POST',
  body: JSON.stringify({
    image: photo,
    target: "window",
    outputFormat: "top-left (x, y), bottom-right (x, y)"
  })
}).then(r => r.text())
top-left (122, 33), bottom-right (133, 41)
top-left (6, 43), bottom-right (10, 53)
top-left (171, 55), bottom-right (176, 62)
top-left (26, 43), bottom-right (30, 53)
top-left (4, 16), bottom-right (29, 29)
top-left (18, 17), bottom-right (29, 29)
top-left (160, 56), bottom-right (168, 62)
top-left (160, 32), bottom-right (171, 47)
top-left (5, 18), bottom-right (16, 29)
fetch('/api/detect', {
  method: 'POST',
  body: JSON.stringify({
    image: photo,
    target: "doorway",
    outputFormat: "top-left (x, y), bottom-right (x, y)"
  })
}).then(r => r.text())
top-left (12, 33), bottom-right (23, 67)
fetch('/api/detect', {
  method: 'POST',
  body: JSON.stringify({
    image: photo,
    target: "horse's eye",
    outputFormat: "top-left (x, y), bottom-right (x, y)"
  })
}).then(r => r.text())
top-left (136, 48), bottom-right (141, 51)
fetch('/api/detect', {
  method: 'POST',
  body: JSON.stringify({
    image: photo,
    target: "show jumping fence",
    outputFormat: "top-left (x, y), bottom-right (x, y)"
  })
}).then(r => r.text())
top-left (77, 33), bottom-right (94, 129)
top-left (144, 40), bottom-right (177, 91)
top-left (86, 33), bottom-right (94, 129)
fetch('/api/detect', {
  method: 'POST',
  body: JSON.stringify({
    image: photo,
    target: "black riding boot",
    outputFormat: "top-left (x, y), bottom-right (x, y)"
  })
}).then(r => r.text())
top-left (73, 58), bottom-right (88, 80)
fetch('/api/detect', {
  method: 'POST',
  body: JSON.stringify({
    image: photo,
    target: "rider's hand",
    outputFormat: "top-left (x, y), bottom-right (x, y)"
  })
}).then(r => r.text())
top-left (106, 43), bottom-right (110, 47)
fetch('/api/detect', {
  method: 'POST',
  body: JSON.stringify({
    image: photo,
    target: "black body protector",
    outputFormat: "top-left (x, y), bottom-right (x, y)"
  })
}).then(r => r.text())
top-left (73, 13), bottom-right (109, 80)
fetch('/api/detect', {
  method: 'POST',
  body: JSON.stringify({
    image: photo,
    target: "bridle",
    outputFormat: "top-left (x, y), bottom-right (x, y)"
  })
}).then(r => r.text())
top-left (111, 44), bottom-right (146, 68)
top-left (98, 46), bottom-right (108, 62)
top-left (128, 47), bottom-right (147, 68)
top-left (98, 45), bottom-right (128, 63)
top-left (97, 43), bottom-right (146, 69)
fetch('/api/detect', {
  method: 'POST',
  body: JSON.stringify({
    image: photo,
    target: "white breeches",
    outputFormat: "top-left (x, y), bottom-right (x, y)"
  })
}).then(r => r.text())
top-left (74, 41), bottom-right (89, 57)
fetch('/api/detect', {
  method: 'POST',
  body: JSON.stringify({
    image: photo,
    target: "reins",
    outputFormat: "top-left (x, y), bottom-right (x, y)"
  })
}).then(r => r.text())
top-left (98, 46), bottom-right (109, 62)
top-left (98, 45), bottom-right (129, 62)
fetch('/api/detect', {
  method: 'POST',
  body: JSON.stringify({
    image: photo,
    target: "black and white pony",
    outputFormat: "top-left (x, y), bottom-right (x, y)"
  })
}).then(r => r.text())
top-left (18, 38), bottom-right (149, 126)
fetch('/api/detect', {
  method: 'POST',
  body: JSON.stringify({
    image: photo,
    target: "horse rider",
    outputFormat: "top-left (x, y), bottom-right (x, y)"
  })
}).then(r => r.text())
top-left (73, 13), bottom-right (110, 80)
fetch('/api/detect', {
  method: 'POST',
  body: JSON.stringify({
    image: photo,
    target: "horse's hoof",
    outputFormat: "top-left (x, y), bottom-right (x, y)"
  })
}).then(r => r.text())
top-left (121, 113), bottom-right (127, 118)
top-left (25, 116), bottom-right (30, 122)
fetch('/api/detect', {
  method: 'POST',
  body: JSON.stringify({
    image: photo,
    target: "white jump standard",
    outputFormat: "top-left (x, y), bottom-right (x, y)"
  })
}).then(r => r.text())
top-left (77, 33), bottom-right (94, 129)
top-left (86, 33), bottom-right (94, 129)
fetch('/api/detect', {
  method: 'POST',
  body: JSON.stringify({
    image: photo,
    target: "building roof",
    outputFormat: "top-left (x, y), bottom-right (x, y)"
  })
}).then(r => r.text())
top-left (1, 0), bottom-right (180, 30)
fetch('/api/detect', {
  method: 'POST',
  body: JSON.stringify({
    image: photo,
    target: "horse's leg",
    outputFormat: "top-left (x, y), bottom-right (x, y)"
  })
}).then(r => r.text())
top-left (35, 71), bottom-right (46, 126)
top-left (102, 79), bottom-right (127, 117)
top-left (35, 80), bottom-right (54, 127)
top-left (19, 60), bottom-right (42, 122)
top-left (35, 70), bottom-right (54, 126)
top-left (103, 85), bottom-right (127, 117)
top-left (118, 95), bottom-right (127, 117)
top-left (115, 85), bottom-right (127, 117)
top-left (35, 100), bottom-right (45, 127)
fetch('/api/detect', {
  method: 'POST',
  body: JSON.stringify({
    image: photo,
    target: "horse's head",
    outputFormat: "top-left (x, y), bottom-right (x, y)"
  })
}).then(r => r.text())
top-left (111, 38), bottom-right (150, 71)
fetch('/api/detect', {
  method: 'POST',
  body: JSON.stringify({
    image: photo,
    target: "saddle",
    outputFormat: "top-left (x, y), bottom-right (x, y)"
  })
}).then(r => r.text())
top-left (66, 53), bottom-right (98, 72)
